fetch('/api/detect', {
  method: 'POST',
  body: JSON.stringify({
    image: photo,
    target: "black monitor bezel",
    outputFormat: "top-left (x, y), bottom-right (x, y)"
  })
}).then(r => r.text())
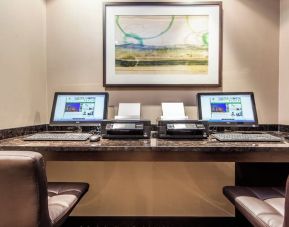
top-left (50, 92), bottom-right (109, 125)
top-left (197, 92), bottom-right (258, 127)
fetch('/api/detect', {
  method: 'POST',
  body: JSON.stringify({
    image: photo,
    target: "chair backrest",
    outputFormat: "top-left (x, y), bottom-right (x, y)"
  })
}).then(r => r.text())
top-left (0, 151), bottom-right (51, 227)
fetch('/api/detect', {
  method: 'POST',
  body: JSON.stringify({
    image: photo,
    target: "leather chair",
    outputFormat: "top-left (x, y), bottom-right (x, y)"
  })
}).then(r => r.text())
top-left (0, 151), bottom-right (89, 227)
top-left (223, 176), bottom-right (289, 227)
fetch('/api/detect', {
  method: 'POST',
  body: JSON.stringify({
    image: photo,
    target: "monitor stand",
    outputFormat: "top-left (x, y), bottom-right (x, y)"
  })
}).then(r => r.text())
top-left (209, 126), bottom-right (225, 133)
top-left (75, 125), bottom-right (82, 133)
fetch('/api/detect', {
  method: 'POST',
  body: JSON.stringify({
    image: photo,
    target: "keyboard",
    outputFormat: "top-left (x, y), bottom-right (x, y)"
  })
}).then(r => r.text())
top-left (212, 133), bottom-right (282, 142)
top-left (24, 133), bottom-right (92, 141)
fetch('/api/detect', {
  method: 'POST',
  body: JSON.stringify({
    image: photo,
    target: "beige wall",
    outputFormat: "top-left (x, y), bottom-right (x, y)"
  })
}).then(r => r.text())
top-left (47, 162), bottom-right (234, 216)
top-left (45, 0), bottom-right (280, 217)
top-left (0, 0), bottom-right (282, 218)
top-left (0, 0), bottom-right (47, 129)
top-left (46, 0), bottom-right (280, 124)
top-left (279, 0), bottom-right (289, 124)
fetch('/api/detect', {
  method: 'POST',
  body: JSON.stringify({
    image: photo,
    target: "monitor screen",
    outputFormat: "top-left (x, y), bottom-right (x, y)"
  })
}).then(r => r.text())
top-left (197, 92), bottom-right (258, 126)
top-left (50, 92), bottom-right (109, 125)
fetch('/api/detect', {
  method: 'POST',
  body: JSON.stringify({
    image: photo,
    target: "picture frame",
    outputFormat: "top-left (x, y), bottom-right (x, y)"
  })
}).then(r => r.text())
top-left (103, 2), bottom-right (222, 87)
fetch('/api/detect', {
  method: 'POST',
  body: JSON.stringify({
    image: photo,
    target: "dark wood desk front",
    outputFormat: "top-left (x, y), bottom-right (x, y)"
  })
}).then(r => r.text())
top-left (1, 132), bottom-right (289, 162)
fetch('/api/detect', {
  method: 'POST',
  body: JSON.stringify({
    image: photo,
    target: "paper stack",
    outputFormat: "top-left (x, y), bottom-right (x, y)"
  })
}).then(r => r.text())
top-left (115, 103), bottom-right (141, 120)
top-left (161, 102), bottom-right (188, 120)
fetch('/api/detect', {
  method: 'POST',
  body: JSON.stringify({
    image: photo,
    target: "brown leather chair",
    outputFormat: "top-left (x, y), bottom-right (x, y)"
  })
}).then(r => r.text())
top-left (0, 151), bottom-right (89, 227)
top-left (223, 176), bottom-right (289, 227)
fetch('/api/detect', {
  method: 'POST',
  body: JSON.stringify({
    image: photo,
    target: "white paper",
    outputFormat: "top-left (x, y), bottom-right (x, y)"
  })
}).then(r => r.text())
top-left (172, 124), bottom-right (187, 129)
top-left (114, 115), bottom-right (140, 120)
top-left (161, 102), bottom-right (188, 120)
top-left (115, 103), bottom-right (141, 120)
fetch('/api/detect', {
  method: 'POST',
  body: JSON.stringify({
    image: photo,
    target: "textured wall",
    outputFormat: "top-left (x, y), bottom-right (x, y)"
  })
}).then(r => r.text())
top-left (0, 0), bottom-right (282, 217)
top-left (0, 0), bottom-right (47, 129)
top-left (47, 162), bottom-right (235, 216)
top-left (279, 0), bottom-right (289, 124)
top-left (46, 0), bottom-right (280, 124)
top-left (45, 0), bottom-right (280, 216)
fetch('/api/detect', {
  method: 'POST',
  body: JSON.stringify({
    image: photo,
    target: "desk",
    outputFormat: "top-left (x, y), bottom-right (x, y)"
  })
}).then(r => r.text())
top-left (1, 132), bottom-right (289, 223)
top-left (0, 132), bottom-right (289, 162)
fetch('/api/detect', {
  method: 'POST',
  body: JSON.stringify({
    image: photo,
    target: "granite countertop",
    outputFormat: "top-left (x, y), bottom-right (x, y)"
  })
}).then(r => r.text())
top-left (0, 131), bottom-right (289, 152)
top-left (1, 130), bottom-right (289, 162)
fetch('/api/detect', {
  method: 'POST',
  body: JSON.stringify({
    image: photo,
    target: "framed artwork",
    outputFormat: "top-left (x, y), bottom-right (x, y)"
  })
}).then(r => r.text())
top-left (103, 2), bottom-right (222, 87)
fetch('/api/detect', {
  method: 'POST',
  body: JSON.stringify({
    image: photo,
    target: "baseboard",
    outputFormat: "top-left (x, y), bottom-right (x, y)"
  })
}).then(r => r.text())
top-left (63, 216), bottom-right (235, 227)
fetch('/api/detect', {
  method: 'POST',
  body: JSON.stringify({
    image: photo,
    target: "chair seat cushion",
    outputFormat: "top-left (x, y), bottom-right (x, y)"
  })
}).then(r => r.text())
top-left (224, 186), bottom-right (285, 227)
top-left (48, 182), bottom-right (89, 227)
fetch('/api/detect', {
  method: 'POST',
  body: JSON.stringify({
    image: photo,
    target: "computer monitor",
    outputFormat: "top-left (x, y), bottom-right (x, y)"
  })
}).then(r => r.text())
top-left (197, 92), bottom-right (258, 127)
top-left (50, 92), bottom-right (109, 125)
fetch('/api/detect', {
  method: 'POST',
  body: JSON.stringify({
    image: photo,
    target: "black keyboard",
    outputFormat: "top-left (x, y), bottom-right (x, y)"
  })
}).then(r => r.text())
top-left (24, 133), bottom-right (92, 141)
top-left (213, 133), bottom-right (282, 142)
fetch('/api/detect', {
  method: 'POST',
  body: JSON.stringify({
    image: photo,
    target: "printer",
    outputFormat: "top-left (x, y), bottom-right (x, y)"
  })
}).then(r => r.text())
top-left (101, 120), bottom-right (151, 139)
top-left (157, 120), bottom-right (209, 139)
top-left (157, 102), bottom-right (208, 139)
top-left (101, 103), bottom-right (151, 139)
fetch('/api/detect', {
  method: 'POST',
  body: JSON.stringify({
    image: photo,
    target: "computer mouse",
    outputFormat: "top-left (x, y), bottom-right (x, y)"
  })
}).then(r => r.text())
top-left (89, 135), bottom-right (101, 142)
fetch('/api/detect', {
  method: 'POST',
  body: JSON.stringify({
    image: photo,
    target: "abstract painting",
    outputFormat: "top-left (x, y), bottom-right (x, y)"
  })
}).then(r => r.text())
top-left (104, 3), bottom-right (222, 86)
